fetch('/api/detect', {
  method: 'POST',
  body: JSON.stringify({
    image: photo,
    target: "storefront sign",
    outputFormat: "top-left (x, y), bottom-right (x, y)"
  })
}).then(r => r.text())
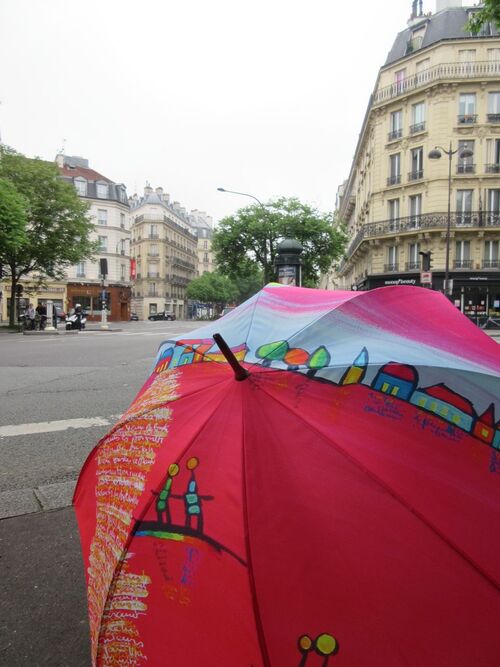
top-left (383, 278), bottom-right (417, 286)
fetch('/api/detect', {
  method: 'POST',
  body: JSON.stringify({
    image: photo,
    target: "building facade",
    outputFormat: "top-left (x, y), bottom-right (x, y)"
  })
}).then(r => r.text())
top-left (130, 187), bottom-right (198, 320)
top-left (58, 155), bottom-right (132, 321)
top-left (336, 1), bottom-right (500, 319)
top-left (188, 209), bottom-right (215, 277)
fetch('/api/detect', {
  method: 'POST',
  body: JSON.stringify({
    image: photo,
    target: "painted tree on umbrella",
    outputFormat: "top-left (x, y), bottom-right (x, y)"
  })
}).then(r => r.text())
top-left (74, 285), bottom-right (500, 666)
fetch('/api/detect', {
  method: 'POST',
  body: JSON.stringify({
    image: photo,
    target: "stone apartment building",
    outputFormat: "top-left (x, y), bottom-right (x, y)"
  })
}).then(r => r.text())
top-left (130, 187), bottom-right (199, 320)
top-left (336, 0), bottom-right (500, 319)
top-left (58, 155), bottom-right (132, 321)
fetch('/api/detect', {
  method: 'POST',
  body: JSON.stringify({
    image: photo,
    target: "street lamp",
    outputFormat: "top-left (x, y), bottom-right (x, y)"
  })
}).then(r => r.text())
top-left (217, 187), bottom-right (304, 286)
top-left (428, 142), bottom-right (473, 296)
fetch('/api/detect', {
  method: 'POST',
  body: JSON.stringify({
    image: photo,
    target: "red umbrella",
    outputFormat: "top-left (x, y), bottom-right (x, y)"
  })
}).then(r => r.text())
top-left (74, 285), bottom-right (500, 666)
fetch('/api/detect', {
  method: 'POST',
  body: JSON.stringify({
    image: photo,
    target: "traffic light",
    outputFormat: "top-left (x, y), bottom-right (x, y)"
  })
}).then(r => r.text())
top-left (15, 283), bottom-right (23, 296)
top-left (419, 251), bottom-right (432, 272)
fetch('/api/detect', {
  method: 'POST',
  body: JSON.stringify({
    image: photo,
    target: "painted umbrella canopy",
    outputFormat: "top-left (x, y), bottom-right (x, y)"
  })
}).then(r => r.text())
top-left (74, 284), bottom-right (500, 667)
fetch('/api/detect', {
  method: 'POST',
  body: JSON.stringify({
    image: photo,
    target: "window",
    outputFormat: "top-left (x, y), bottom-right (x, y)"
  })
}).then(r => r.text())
top-left (76, 261), bottom-right (86, 277)
top-left (456, 190), bottom-right (473, 225)
top-left (388, 153), bottom-right (401, 185)
top-left (148, 263), bottom-right (159, 278)
top-left (409, 147), bottom-right (423, 180)
top-left (203, 253), bottom-right (209, 263)
top-left (389, 110), bottom-right (403, 141)
top-left (149, 303), bottom-right (158, 314)
top-left (98, 235), bottom-right (108, 251)
top-left (388, 199), bottom-right (400, 230)
top-left (415, 58), bottom-right (430, 83)
top-left (120, 263), bottom-right (126, 281)
top-left (459, 49), bottom-right (476, 64)
top-left (150, 224), bottom-right (159, 239)
top-left (149, 244), bottom-right (158, 256)
top-left (407, 242), bottom-right (420, 271)
top-left (120, 213), bottom-right (125, 229)
top-left (75, 179), bottom-right (87, 196)
top-left (97, 209), bottom-right (108, 225)
top-left (386, 246), bottom-right (398, 272)
top-left (455, 240), bottom-right (471, 268)
top-left (486, 139), bottom-right (500, 172)
top-left (97, 182), bottom-right (109, 199)
top-left (149, 283), bottom-right (157, 297)
top-left (410, 102), bottom-right (425, 133)
top-left (203, 240), bottom-right (208, 249)
top-left (409, 194), bottom-right (422, 228)
top-left (484, 240), bottom-right (499, 268)
top-left (458, 94), bottom-right (476, 124)
top-left (487, 92), bottom-right (500, 122)
top-left (458, 140), bottom-right (475, 173)
top-left (394, 68), bottom-right (406, 93)
top-left (488, 48), bottom-right (500, 61)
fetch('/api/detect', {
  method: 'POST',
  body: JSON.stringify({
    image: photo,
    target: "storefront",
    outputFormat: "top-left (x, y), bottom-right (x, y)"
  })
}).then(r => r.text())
top-left (356, 272), bottom-right (500, 318)
top-left (66, 283), bottom-right (131, 322)
top-left (0, 281), bottom-right (66, 322)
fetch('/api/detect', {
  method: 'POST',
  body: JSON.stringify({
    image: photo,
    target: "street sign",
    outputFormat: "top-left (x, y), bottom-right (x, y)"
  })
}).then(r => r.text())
top-left (420, 271), bottom-right (432, 285)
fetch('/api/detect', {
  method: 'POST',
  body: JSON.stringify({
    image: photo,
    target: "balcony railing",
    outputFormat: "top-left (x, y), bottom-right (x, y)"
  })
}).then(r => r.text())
top-left (483, 259), bottom-right (500, 268)
top-left (343, 211), bottom-right (500, 262)
top-left (387, 174), bottom-right (401, 186)
top-left (148, 234), bottom-right (159, 240)
top-left (409, 122), bottom-right (425, 134)
top-left (147, 272), bottom-right (160, 278)
top-left (487, 113), bottom-right (500, 123)
top-left (384, 263), bottom-right (399, 272)
top-left (388, 129), bottom-right (402, 141)
top-left (408, 169), bottom-right (424, 181)
top-left (454, 259), bottom-right (473, 269)
top-left (373, 60), bottom-right (500, 105)
top-left (457, 163), bottom-right (475, 174)
top-left (405, 261), bottom-right (421, 271)
top-left (457, 114), bottom-right (477, 124)
top-left (485, 163), bottom-right (500, 173)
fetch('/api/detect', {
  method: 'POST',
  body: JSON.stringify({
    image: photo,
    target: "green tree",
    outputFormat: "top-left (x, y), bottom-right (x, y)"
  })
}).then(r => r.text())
top-left (0, 146), bottom-right (97, 325)
top-left (467, 1), bottom-right (500, 34)
top-left (0, 178), bottom-right (28, 262)
top-left (186, 271), bottom-right (238, 314)
top-left (212, 197), bottom-right (346, 286)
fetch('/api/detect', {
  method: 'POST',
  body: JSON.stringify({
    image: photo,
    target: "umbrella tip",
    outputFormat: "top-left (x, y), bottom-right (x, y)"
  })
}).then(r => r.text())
top-left (213, 333), bottom-right (250, 381)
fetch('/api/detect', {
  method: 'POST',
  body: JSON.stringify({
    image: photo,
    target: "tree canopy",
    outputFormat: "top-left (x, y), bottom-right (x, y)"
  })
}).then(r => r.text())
top-left (0, 146), bottom-right (97, 325)
top-left (0, 177), bottom-right (28, 261)
top-left (212, 197), bottom-right (345, 286)
top-left (186, 271), bottom-right (238, 311)
top-left (467, 1), bottom-right (500, 34)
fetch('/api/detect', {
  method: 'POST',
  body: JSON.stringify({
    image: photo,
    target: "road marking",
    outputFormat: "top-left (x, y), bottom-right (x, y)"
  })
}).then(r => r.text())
top-left (0, 415), bottom-right (117, 438)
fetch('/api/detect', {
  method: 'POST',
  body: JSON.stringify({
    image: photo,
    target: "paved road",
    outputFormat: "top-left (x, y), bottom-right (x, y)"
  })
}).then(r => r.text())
top-left (0, 320), bottom-right (197, 519)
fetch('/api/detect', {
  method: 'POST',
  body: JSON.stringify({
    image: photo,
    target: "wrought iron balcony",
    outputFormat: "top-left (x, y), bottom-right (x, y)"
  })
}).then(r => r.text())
top-left (147, 272), bottom-right (160, 278)
top-left (343, 211), bottom-right (500, 263)
top-left (483, 259), bottom-right (500, 268)
top-left (454, 259), bottom-right (473, 269)
top-left (388, 129), bottom-right (402, 141)
top-left (387, 174), bottom-right (401, 186)
top-left (408, 169), bottom-right (424, 181)
top-left (457, 114), bottom-right (477, 124)
top-left (457, 163), bottom-right (475, 174)
top-left (487, 113), bottom-right (500, 123)
top-left (405, 261), bottom-right (421, 271)
top-left (148, 234), bottom-right (159, 240)
top-left (485, 163), bottom-right (500, 173)
top-left (409, 122), bottom-right (425, 134)
top-left (373, 60), bottom-right (500, 105)
top-left (384, 263), bottom-right (399, 272)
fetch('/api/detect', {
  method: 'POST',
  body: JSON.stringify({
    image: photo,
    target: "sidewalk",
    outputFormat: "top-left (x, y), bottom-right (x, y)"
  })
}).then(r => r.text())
top-left (0, 507), bottom-right (90, 666)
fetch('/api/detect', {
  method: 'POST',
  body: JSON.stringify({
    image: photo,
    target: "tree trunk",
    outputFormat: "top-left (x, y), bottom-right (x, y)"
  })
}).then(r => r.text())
top-left (9, 268), bottom-right (17, 328)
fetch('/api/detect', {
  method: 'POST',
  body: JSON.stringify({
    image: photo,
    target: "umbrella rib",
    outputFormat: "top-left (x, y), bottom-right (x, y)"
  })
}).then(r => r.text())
top-left (241, 399), bottom-right (273, 667)
top-left (254, 376), bottom-right (500, 594)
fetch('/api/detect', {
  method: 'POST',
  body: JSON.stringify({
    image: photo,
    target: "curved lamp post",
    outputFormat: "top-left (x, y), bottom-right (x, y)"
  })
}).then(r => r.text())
top-left (428, 142), bottom-right (473, 296)
top-left (217, 187), bottom-right (304, 286)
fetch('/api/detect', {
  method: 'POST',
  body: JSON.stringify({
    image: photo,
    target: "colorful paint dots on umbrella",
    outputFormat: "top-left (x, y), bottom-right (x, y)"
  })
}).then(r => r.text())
top-left (297, 632), bottom-right (338, 666)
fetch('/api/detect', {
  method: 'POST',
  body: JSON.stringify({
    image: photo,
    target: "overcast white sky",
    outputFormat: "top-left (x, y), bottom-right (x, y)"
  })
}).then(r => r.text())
top-left (0, 0), bottom-right (430, 223)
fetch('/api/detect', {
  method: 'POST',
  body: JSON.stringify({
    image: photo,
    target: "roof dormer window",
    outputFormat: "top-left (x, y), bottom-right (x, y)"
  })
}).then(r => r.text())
top-left (97, 182), bottom-right (109, 199)
top-left (75, 178), bottom-right (87, 196)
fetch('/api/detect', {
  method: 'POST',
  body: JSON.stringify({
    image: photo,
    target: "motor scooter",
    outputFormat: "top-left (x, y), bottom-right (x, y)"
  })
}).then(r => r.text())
top-left (65, 310), bottom-right (87, 330)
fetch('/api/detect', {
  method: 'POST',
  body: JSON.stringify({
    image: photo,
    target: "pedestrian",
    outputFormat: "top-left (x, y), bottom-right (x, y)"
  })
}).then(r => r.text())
top-left (25, 303), bottom-right (36, 330)
top-left (36, 302), bottom-right (47, 330)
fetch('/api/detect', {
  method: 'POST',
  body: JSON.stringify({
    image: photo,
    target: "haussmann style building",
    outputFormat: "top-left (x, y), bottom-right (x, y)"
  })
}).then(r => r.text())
top-left (336, 0), bottom-right (500, 319)
top-left (130, 186), bottom-right (199, 320)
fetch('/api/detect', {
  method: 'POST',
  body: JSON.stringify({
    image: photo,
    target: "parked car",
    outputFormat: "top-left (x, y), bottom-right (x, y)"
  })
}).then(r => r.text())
top-left (220, 306), bottom-right (235, 317)
top-left (148, 311), bottom-right (176, 321)
top-left (130, 312), bottom-right (139, 321)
